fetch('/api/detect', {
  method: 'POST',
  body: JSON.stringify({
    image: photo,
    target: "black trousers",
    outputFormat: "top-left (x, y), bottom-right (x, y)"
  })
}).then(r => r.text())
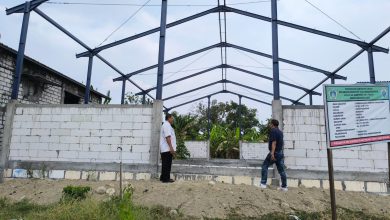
top-left (160, 152), bottom-right (173, 182)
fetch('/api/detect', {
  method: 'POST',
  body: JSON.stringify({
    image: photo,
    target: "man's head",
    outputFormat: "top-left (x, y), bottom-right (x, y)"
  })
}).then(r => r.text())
top-left (165, 113), bottom-right (174, 125)
top-left (269, 119), bottom-right (279, 128)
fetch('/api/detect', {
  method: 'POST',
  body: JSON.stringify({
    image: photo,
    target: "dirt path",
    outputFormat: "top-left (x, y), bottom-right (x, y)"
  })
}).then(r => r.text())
top-left (0, 179), bottom-right (389, 219)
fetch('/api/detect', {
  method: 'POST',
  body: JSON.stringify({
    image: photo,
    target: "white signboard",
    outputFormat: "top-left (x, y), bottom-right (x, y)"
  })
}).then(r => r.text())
top-left (324, 84), bottom-right (390, 149)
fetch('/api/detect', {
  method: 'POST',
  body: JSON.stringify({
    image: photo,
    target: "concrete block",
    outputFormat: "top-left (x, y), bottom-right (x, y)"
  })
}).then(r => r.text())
top-left (284, 149), bottom-right (306, 157)
top-left (142, 123), bottom-right (151, 130)
top-left (112, 130), bottom-right (132, 137)
top-left (58, 150), bottom-right (78, 159)
top-left (133, 130), bottom-right (151, 138)
top-left (60, 122), bottom-right (80, 129)
top-left (122, 172), bottom-right (134, 180)
top-left (49, 170), bottom-right (65, 179)
top-left (51, 128), bottom-right (71, 136)
top-left (135, 173), bottom-right (151, 180)
top-left (373, 160), bottom-right (388, 169)
top-left (359, 151), bottom-right (387, 160)
top-left (296, 158), bottom-right (321, 166)
top-left (141, 153), bottom-right (150, 162)
top-left (80, 136), bottom-right (101, 144)
top-left (344, 181), bottom-right (365, 192)
top-left (52, 114), bottom-right (71, 122)
top-left (10, 136), bottom-right (21, 144)
top-left (60, 136), bottom-right (79, 144)
top-left (333, 150), bottom-right (359, 159)
top-left (79, 151), bottom-right (99, 159)
top-left (40, 136), bottom-right (60, 143)
top-left (92, 115), bottom-right (112, 122)
top-left (20, 136), bottom-right (40, 143)
top-left (3, 169), bottom-right (13, 178)
top-left (99, 171), bottom-right (117, 181)
top-left (284, 157), bottom-right (296, 166)
top-left (287, 179), bottom-right (299, 188)
top-left (132, 145), bottom-right (150, 153)
top-left (71, 129), bottom-right (91, 137)
top-left (142, 108), bottom-right (152, 115)
top-left (65, 171), bottom-right (81, 180)
top-left (347, 159), bottom-right (374, 168)
top-left (13, 128), bottom-right (31, 136)
top-left (32, 170), bottom-right (48, 179)
top-left (305, 133), bottom-right (320, 141)
top-left (31, 128), bottom-right (50, 136)
top-left (215, 176), bottom-right (233, 184)
top-left (301, 179), bottom-right (321, 188)
top-left (322, 180), bottom-right (343, 190)
top-left (12, 169), bottom-right (27, 178)
top-left (29, 143), bottom-right (49, 150)
top-left (122, 153), bottom-right (142, 161)
top-left (71, 115), bottom-right (92, 122)
top-left (366, 182), bottom-right (388, 193)
top-left (121, 122), bottom-right (134, 130)
top-left (113, 115), bottom-right (132, 122)
top-left (234, 176), bottom-right (252, 185)
top-left (195, 175), bottom-right (213, 181)
top-left (371, 143), bottom-right (387, 151)
top-left (40, 122), bottom-right (60, 129)
top-left (82, 171), bottom-right (98, 181)
top-left (101, 137), bottom-right (121, 145)
top-left (90, 129), bottom-right (111, 137)
top-left (80, 122), bottom-right (100, 129)
top-left (333, 159), bottom-right (347, 167)
top-left (104, 122), bottom-right (122, 130)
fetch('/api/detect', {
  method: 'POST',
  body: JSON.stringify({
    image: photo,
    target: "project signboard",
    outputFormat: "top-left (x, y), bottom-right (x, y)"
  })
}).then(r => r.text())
top-left (324, 84), bottom-right (390, 149)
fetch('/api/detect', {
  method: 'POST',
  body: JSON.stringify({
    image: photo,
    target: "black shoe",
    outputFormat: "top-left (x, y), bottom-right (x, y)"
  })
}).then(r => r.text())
top-left (161, 179), bottom-right (175, 183)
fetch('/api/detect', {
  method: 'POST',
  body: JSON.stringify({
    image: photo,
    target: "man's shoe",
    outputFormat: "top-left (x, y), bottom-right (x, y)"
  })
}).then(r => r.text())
top-left (260, 184), bottom-right (267, 189)
top-left (277, 187), bottom-right (288, 192)
top-left (168, 179), bottom-right (175, 183)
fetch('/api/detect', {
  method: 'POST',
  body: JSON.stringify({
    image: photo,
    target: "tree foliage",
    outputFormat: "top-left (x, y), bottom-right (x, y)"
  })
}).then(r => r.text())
top-left (124, 92), bottom-right (153, 105)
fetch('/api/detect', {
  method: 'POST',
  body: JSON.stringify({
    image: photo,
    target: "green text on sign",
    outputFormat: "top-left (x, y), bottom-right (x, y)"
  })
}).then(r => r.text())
top-left (326, 86), bottom-right (389, 102)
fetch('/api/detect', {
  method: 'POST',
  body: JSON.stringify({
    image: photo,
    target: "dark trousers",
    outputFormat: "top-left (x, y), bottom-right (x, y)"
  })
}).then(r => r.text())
top-left (261, 152), bottom-right (287, 188)
top-left (160, 152), bottom-right (173, 182)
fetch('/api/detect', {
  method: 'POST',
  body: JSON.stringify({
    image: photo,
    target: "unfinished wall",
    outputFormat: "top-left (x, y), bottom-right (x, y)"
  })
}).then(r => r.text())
top-left (185, 141), bottom-right (209, 159)
top-left (7, 105), bottom-right (153, 164)
top-left (283, 106), bottom-right (388, 173)
top-left (240, 142), bottom-right (268, 160)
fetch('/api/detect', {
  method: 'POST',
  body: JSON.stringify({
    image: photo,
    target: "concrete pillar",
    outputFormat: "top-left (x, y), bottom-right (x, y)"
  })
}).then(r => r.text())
top-left (150, 100), bottom-right (163, 177)
top-left (0, 100), bottom-right (17, 183)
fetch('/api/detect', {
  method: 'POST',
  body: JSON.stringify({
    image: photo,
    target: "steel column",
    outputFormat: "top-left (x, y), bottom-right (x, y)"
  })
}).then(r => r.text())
top-left (271, 0), bottom-right (280, 100)
top-left (331, 77), bottom-right (335, 84)
top-left (121, 79), bottom-right (126, 104)
top-left (367, 47), bottom-right (376, 84)
top-left (238, 95), bottom-right (242, 140)
top-left (309, 93), bottom-right (313, 105)
top-left (142, 94), bottom-right (146, 104)
top-left (84, 54), bottom-right (94, 104)
top-left (156, 0), bottom-right (168, 100)
top-left (207, 96), bottom-right (211, 140)
top-left (11, 2), bottom-right (31, 100)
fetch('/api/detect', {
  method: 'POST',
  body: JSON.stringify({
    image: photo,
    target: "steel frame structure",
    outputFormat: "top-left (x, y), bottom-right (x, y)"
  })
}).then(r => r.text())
top-left (6, 0), bottom-right (390, 123)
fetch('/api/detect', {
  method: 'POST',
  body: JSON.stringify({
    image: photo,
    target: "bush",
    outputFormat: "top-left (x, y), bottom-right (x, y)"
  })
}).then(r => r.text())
top-left (176, 139), bottom-right (191, 159)
top-left (62, 185), bottom-right (91, 200)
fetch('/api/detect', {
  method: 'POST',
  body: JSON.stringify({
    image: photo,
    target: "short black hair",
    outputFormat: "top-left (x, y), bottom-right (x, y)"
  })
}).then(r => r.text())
top-left (165, 113), bottom-right (173, 121)
top-left (270, 119), bottom-right (279, 127)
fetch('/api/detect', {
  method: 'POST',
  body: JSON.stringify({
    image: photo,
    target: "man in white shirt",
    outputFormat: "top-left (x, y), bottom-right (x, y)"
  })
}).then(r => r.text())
top-left (160, 113), bottom-right (176, 183)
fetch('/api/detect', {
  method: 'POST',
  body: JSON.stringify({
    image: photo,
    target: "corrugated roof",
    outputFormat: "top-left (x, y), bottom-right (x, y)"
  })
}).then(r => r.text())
top-left (0, 43), bottom-right (110, 99)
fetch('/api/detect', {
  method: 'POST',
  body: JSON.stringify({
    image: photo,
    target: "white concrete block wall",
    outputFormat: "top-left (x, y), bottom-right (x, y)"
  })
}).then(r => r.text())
top-left (185, 141), bottom-right (209, 159)
top-left (283, 107), bottom-right (389, 173)
top-left (240, 142), bottom-right (268, 160)
top-left (8, 105), bottom-right (153, 164)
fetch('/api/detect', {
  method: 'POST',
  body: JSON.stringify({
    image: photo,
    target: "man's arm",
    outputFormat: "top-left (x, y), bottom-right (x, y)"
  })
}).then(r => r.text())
top-left (271, 141), bottom-right (276, 161)
top-left (165, 136), bottom-right (175, 155)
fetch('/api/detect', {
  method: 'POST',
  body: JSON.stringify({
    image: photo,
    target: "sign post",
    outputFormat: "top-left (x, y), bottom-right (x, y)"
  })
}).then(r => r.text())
top-left (323, 84), bottom-right (390, 220)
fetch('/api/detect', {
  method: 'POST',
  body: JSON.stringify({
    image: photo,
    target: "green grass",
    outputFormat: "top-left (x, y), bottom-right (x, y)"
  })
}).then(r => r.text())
top-left (1, 197), bottom-right (389, 220)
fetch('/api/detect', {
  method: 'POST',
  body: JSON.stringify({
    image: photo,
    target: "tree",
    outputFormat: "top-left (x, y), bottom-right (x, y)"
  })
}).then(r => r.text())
top-left (125, 92), bottom-right (153, 105)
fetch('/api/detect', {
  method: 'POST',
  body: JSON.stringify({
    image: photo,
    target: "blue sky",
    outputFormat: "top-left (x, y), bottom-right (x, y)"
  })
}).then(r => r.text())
top-left (1, 0), bottom-right (389, 122)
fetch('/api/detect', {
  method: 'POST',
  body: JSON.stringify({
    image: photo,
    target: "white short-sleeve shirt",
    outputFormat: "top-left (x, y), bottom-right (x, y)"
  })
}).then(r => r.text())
top-left (160, 121), bottom-right (177, 153)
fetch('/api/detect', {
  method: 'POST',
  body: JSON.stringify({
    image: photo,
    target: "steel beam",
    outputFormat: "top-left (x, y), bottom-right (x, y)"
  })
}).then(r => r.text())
top-left (167, 91), bottom-right (222, 110)
top-left (121, 80), bottom-right (126, 104)
top-left (11, 2), bottom-right (31, 100)
top-left (225, 80), bottom-right (304, 104)
top-left (76, 6), bottom-right (221, 57)
top-left (271, 0), bottom-right (280, 100)
top-left (6, 0), bottom-right (47, 15)
top-left (226, 43), bottom-right (346, 80)
top-left (226, 65), bottom-right (321, 95)
top-left (156, 0), bottom-right (168, 100)
top-left (224, 6), bottom-right (388, 53)
top-left (163, 80), bottom-right (223, 101)
top-left (135, 65), bottom-right (222, 95)
top-left (367, 47), bottom-right (376, 83)
top-left (226, 91), bottom-right (271, 106)
top-left (84, 54), bottom-right (94, 104)
top-left (113, 43), bottom-right (221, 81)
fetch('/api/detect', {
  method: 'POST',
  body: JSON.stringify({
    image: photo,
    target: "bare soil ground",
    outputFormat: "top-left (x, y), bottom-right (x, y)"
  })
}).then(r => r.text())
top-left (0, 178), bottom-right (389, 219)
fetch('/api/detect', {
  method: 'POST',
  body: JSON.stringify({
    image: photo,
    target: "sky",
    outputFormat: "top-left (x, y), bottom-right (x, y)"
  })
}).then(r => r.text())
top-left (1, 0), bottom-right (389, 123)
